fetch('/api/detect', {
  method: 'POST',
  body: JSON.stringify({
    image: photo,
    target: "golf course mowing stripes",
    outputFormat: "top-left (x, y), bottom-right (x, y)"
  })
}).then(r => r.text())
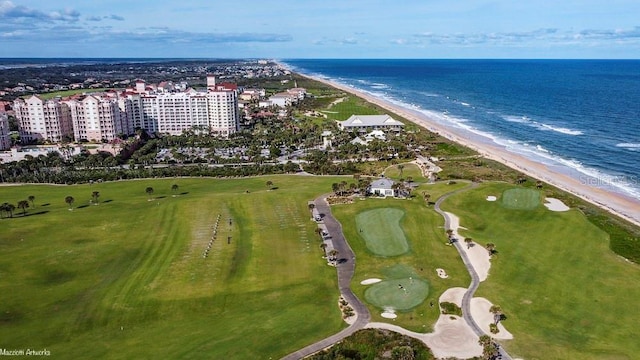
top-left (355, 208), bottom-right (409, 256)
top-left (364, 277), bottom-right (429, 311)
top-left (501, 188), bottom-right (541, 210)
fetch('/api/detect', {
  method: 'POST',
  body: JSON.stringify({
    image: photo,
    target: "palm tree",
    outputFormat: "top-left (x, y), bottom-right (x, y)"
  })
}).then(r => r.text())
top-left (423, 192), bottom-right (431, 205)
top-left (445, 229), bottom-right (454, 242)
top-left (65, 196), bottom-right (75, 210)
top-left (398, 164), bottom-right (405, 177)
top-left (28, 195), bottom-right (35, 208)
top-left (328, 249), bottom-right (339, 262)
top-left (171, 184), bottom-right (179, 195)
top-left (91, 191), bottom-right (100, 205)
top-left (17, 200), bottom-right (29, 216)
top-left (478, 335), bottom-right (499, 360)
top-left (486, 243), bottom-right (496, 256)
top-left (464, 237), bottom-right (473, 249)
top-left (145, 187), bottom-right (154, 200)
top-left (265, 180), bottom-right (273, 190)
top-left (331, 182), bottom-right (340, 195)
top-left (308, 203), bottom-right (315, 214)
top-left (5, 203), bottom-right (15, 217)
top-left (320, 243), bottom-right (328, 256)
top-left (489, 305), bottom-right (503, 324)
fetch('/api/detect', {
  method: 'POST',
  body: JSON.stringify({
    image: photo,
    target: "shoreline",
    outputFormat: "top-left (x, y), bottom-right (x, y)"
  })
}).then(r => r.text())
top-left (298, 72), bottom-right (640, 228)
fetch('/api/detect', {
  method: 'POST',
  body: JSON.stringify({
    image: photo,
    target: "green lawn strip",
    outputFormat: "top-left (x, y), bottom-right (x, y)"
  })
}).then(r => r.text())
top-left (0, 176), bottom-right (346, 358)
top-left (384, 163), bottom-right (426, 182)
top-left (331, 187), bottom-right (470, 332)
top-left (441, 182), bottom-right (640, 359)
top-left (355, 208), bottom-right (409, 256)
top-left (324, 96), bottom-right (381, 121)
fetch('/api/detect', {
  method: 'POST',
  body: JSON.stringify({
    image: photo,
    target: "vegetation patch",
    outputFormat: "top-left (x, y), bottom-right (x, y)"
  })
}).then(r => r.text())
top-left (309, 328), bottom-right (435, 360)
top-left (439, 301), bottom-right (462, 317)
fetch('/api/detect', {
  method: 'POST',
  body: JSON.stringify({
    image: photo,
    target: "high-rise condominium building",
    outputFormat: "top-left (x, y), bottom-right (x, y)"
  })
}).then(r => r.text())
top-left (13, 76), bottom-right (239, 143)
top-left (0, 112), bottom-right (10, 150)
top-left (13, 95), bottom-right (73, 143)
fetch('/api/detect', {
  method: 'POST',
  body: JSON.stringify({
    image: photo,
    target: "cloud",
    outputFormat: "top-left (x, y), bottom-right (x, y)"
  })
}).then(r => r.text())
top-left (406, 27), bottom-right (640, 47)
top-left (107, 14), bottom-right (124, 21)
top-left (0, 0), bottom-right (80, 22)
top-left (0, 24), bottom-right (291, 45)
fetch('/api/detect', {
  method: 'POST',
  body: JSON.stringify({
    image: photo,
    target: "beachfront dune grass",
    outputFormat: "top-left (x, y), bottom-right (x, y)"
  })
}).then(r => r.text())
top-left (355, 208), bottom-right (410, 256)
top-left (441, 182), bottom-right (640, 359)
top-left (332, 184), bottom-right (470, 332)
top-left (0, 176), bottom-right (345, 359)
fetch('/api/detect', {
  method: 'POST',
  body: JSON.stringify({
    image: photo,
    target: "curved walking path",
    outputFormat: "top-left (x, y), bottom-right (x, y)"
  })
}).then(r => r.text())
top-left (434, 183), bottom-right (513, 360)
top-left (281, 194), bottom-right (371, 360)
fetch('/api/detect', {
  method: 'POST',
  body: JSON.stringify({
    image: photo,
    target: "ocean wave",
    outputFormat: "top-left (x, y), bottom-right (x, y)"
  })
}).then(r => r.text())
top-left (502, 115), bottom-right (531, 124)
top-left (616, 143), bottom-right (640, 151)
top-left (501, 115), bottom-right (583, 136)
top-left (370, 83), bottom-right (389, 89)
top-left (460, 102), bottom-right (471, 107)
top-left (538, 123), bottom-right (584, 136)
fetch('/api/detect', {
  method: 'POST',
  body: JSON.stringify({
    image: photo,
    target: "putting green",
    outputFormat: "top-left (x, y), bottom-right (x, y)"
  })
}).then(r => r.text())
top-left (501, 188), bottom-right (541, 210)
top-left (355, 208), bottom-right (409, 256)
top-left (364, 277), bottom-right (429, 311)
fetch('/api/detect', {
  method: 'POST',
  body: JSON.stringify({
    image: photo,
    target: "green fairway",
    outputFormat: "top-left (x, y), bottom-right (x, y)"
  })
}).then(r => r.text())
top-left (0, 176), bottom-right (346, 359)
top-left (501, 188), bottom-right (541, 210)
top-left (442, 182), bottom-right (640, 359)
top-left (355, 208), bottom-right (409, 256)
top-left (365, 278), bottom-right (429, 311)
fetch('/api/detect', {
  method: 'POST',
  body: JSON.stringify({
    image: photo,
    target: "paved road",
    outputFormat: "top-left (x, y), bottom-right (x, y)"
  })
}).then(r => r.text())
top-left (434, 183), bottom-right (513, 360)
top-left (281, 194), bottom-right (371, 360)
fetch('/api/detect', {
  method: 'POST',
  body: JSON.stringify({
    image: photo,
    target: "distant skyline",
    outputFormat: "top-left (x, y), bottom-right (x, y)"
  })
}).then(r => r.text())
top-left (1, 0), bottom-right (639, 59)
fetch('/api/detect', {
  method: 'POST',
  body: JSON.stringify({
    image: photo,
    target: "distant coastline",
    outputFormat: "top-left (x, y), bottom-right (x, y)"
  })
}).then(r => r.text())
top-left (286, 65), bottom-right (640, 227)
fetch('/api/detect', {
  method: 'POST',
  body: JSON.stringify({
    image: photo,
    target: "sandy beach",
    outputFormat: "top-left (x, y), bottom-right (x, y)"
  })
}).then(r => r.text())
top-left (302, 74), bottom-right (640, 228)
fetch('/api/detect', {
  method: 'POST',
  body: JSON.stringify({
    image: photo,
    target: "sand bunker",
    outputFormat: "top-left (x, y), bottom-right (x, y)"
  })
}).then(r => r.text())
top-left (436, 268), bottom-right (449, 279)
top-left (360, 278), bottom-right (382, 285)
top-left (544, 197), bottom-right (570, 212)
top-left (470, 297), bottom-right (513, 340)
top-left (486, 195), bottom-right (497, 201)
top-left (439, 287), bottom-right (466, 307)
top-left (381, 311), bottom-right (397, 319)
top-left (446, 212), bottom-right (491, 282)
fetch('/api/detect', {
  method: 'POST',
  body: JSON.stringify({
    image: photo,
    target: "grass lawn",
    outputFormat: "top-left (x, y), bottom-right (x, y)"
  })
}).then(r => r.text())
top-left (331, 183), bottom-right (471, 332)
top-left (501, 188), bottom-right (541, 210)
top-left (324, 96), bottom-right (381, 121)
top-left (384, 163), bottom-right (426, 182)
top-left (441, 182), bottom-right (640, 359)
top-left (355, 208), bottom-right (409, 256)
top-left (0, 176), bottom-right (345, 359)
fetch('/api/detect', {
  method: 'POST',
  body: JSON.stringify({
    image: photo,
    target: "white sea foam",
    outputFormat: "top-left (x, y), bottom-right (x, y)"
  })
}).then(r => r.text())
top-left (617, 143), bottom-right (640, 151)
top-left (460, 102), bottom-right (471, 107)
top-left (502, 115), bottom-right (531, 124)
top-left (538, 123), bottom-right (584, 136)
top-left (371, 83), bottom-right (389, 89)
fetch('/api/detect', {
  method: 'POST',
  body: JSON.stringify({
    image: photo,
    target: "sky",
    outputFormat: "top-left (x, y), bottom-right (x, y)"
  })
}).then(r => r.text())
top-left (1, 0), bottom-right (639, 59)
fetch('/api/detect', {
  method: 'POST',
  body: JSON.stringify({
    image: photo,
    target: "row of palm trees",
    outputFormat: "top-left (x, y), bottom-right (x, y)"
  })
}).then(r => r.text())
top-left (0, 195), bottom-right (36, 218)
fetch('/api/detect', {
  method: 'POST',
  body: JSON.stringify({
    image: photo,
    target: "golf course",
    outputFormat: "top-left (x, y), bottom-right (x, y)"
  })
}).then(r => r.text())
top-left (0, 176), bottom-right (345, 359)
top-left (2, 175), bottom-right (640, 359)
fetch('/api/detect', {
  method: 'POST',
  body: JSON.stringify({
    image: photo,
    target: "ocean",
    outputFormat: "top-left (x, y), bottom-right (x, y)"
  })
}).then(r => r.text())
top-left (283, 59), bottom-right (640, 200)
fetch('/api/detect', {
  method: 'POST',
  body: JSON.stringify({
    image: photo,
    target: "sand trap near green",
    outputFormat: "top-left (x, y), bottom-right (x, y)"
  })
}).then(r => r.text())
top-left (355, 208), bottom-right (409, 256)
top-left (501, 188), bottom-right (541, 210)
top-left (364, 278), bottom-right (429, 311)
